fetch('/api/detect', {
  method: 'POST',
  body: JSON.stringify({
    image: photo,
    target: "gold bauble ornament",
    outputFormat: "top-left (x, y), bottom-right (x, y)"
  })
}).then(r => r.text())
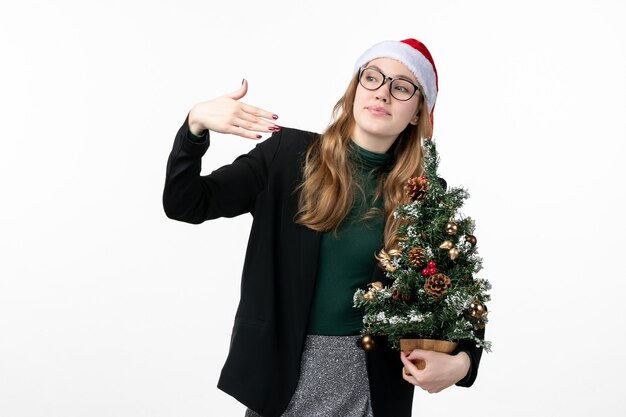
top-left (361, 334), bottom-right (375, 351)
top-left (364, 291), bottom-right (375, 301)
top-left (465, 235), bottom-right (477, 246)
top-left (439, 240), bottom-right (454, 250)
top-left (439, 240), bottom-right (459, 260)
top-left (469, 298), bottom-right (487, 319)
top-left (445, 220), bottom-right (459, 235)
top-left (370, 281), bottom-right (384, 291)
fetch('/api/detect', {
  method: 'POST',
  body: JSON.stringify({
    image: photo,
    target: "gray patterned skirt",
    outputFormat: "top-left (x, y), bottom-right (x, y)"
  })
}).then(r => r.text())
top-left (245, 334), bottom-right (374, 417)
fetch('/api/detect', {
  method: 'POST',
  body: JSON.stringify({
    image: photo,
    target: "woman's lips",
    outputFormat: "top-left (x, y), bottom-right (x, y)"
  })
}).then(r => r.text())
top-left (367, 106), bottom-right (390, 116)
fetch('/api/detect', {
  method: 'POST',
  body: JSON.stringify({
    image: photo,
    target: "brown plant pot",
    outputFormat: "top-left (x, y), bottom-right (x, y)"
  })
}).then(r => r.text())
top-left (400, 338), bottom-right (458, 374)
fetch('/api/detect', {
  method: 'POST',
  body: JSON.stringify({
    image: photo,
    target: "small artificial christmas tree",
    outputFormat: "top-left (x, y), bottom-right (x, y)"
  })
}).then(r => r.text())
top-left (353, 139), bottom-right (492, 355)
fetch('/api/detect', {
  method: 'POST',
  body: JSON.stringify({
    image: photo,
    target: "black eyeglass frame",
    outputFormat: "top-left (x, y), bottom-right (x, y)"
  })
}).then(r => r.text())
top-left (358, 66), bottom-right (422, 101)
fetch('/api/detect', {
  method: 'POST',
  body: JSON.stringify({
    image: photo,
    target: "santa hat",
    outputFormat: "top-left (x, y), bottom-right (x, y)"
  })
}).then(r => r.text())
top-left (354, 38), bottom-right (438, 123)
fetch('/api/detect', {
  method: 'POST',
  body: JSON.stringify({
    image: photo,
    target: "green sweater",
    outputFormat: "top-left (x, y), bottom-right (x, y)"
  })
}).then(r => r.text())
top-left (307, 141), bottom-right (392, 335)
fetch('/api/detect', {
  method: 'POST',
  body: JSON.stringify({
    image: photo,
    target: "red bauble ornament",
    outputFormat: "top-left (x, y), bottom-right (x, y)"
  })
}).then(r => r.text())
top-left (421, 268), bottom-right (430, 276)
top-left (429, 267), bottom-right (437, 275)
top-left (428, 261), bottom-right (436, 268)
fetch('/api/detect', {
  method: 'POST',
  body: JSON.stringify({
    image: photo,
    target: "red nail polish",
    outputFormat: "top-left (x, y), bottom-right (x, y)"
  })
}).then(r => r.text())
top-left (272, 115), bottom-right (279, 120)
top-left (256, 134), bottom-right (262, 139)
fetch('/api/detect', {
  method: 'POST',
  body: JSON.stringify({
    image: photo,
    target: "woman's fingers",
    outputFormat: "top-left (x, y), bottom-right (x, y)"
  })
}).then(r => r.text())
top-left (402, 367), bottom-right (419, 386)
top-left (405, 349), bottom-right (429, 361)
top-left (400, 352), bottom-right (421, 387)
top-left (228, 118), bottom-right (280, 139)
top-left (225, 126), bottom-right (265, 140)
top-left (221, 114), bottom-right (280, 140)
top-left (241, 102), bottom-right (278, 122)
top-left (236, 109), bottom-right (279, 130)
top-left (225, 98), bottom-right (279, 140)
top-left (400, 351), bottom-right (422, 376)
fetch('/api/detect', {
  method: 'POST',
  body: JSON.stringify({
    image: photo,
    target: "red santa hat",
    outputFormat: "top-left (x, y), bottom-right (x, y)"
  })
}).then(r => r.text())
top-left (354, 38), bottom-right (438, 124)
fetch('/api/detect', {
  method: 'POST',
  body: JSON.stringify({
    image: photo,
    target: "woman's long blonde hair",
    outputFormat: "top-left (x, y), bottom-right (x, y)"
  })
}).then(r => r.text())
top-left (296, 73), bottom-right (433, 251)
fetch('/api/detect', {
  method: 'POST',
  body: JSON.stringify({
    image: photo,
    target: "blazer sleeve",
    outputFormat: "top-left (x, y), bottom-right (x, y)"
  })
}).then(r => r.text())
top-left (453, 326), bottom-right (485, 387)
top-left (162, 115), bottom-right (281, 224)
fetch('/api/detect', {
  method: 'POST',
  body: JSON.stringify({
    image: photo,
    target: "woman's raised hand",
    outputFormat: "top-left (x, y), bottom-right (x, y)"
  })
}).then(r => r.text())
top-left (187, 79), bottom-right (280, 140)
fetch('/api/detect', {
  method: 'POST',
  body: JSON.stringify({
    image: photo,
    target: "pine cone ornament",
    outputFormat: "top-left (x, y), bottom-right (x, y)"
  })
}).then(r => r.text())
top-left (407, 247), bottom-right (426, 268)
top-left (424, 273), bottom-right (452, 300)
top-left (405, 176), bottom-right (428, 201)
top-left (392, 287), bottom-right (412, 302)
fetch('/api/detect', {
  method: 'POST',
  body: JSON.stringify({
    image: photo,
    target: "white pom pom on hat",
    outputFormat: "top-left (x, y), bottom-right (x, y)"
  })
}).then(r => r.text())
top-left (354, 38), bottom-right (438, 124)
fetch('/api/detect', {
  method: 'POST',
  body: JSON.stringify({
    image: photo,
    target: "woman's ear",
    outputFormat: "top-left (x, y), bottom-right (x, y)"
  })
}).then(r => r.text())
top-left (409, 112), bottom-right (420, 126)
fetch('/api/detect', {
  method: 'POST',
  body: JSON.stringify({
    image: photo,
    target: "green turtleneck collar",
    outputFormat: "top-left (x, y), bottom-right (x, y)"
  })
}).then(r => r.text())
top-left (348, 140), bottom-right (394, 172)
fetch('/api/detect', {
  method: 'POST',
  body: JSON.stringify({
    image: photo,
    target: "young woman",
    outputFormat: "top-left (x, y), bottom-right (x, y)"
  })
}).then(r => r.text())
top-left (163, 38), bottom-right (484, 417)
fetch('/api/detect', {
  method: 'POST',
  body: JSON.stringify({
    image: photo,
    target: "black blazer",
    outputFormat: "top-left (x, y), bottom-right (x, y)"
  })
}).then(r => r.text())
top-left (163, 117), bottom-right (483, 417)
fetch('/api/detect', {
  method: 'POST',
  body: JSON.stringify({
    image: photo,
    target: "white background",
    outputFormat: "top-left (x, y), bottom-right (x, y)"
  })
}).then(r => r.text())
top-left (1, 0), bottom-right (625, 416)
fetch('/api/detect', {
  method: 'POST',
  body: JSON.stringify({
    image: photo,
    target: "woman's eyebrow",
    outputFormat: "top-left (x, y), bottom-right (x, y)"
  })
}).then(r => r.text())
top-left (368, 65), bottom-right (415, 82)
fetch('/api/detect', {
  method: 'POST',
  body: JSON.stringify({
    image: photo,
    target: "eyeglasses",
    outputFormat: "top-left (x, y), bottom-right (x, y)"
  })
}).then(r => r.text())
top-left (358, 67), bottom-right (421, 101)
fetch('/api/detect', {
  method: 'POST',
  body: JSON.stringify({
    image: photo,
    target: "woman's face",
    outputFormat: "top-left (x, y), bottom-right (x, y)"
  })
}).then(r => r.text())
top-left (352, 57), bottom-right (421, 152)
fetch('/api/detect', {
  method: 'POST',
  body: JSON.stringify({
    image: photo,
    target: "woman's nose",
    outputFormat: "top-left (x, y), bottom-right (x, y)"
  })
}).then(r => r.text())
top-left (376, 87), bottom-right (390, 102)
